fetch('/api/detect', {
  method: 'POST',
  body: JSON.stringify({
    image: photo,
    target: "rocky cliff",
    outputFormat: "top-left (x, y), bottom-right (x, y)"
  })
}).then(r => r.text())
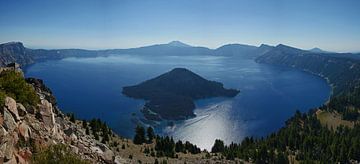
top-left (0, 42), bottom-right (34, 67)
top-left (0, 66), bottom-right (121, 163)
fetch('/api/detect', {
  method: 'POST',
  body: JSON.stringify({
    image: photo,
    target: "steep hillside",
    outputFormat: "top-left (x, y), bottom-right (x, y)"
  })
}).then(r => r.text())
top-left (256, 44), bottom-right (360, 95)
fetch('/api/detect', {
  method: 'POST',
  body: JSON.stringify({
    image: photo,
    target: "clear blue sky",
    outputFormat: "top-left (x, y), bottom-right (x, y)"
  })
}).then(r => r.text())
top-left (0, 0), bottom-right (359, 52)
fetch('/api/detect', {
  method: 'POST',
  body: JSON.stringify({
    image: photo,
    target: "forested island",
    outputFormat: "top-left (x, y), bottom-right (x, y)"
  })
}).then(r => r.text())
top-left (122, 68), bottom-right (240, 120)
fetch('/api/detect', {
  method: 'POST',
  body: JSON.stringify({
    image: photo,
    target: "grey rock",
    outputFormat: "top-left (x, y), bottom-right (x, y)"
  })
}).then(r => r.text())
top-left (0, 136), bottom-right (14, 161)
top-left (38, 100), bottom-right (55, 129)
top-left (0, 126), bottom-right (8, 139)
top-left (102, 149), bottom-right (115, 163)
top-left (3, 108), bottom-right (17, 132)
top-left (18, 122), bottom-right (31, 141)
top-left (16, 103), bottom-right (27, 117)
top-left (4, 97), bottom-right (20, 121)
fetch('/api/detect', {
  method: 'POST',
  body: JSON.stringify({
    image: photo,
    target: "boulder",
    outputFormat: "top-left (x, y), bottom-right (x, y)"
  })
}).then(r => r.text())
top-left (4, 97), bottom-right (20, 121)
top-left (38, 100), bottom-right (55, 129)
top-left (70, 145), bottom-right (79, 154)
top-left (3, 108), bottom-right (17, 132)
top-left (0, 136), bottom-right (15, 161)
top-left (18, 122), bottom-right (31, 141)
top-left (96, 143), bottom-right (114, 162)
top-left (70, 133), bottom-right (78, 141)
top-left (16, 103), bottom-right (27, 117)
top-left (102, 149), bottom-right (114, 163)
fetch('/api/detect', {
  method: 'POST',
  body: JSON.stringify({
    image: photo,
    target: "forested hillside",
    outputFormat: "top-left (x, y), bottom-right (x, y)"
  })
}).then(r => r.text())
top-left (256, 44), bottom-right (360, 95)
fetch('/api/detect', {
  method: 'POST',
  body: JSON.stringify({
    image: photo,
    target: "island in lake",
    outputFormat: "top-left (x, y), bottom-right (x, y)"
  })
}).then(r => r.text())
top-left (122, 68), bottom-right (240, 120)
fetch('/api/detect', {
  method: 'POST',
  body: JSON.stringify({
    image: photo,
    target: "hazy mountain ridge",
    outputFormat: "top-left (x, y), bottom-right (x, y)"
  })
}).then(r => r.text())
top-left (256, 44), bottom-right (360, 95)
top-left (1, 41), bottom-right (359, 68)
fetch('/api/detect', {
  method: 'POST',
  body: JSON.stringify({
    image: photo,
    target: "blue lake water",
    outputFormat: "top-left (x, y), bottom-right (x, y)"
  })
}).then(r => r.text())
top-left (25, 54), bottom-right (331, 150)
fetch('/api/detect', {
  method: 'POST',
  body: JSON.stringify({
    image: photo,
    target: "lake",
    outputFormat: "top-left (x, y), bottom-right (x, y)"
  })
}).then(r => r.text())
top-left (24, 54), bottom-right (331, 150)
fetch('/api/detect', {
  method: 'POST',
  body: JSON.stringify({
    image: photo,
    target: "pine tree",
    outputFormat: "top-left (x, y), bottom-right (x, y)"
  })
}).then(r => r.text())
top-left (133, 125), bottom-right (146, 144)
top-left (147, 126), bottom-right (155, 143)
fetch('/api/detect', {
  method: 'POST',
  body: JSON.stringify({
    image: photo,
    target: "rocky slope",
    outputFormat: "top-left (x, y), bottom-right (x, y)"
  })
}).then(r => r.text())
top-left (0, 66), bottom-right (119, 163)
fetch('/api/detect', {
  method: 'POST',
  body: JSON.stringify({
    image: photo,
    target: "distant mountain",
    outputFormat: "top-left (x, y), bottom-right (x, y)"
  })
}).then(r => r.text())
top-left (214, 43), bottom-right (274, 59)
top-left (215, 44), bottom-right (257, 57)
top-left (122, 68), bottom-right (239, 120)
top-left (256, 44), bottom-right (360, 95)
top-left (309, 47), bottom-right (329, 53)
top-left (111, 41), bottom-right (213, 56)
top-left (167, 41), bottom-right (192, 47)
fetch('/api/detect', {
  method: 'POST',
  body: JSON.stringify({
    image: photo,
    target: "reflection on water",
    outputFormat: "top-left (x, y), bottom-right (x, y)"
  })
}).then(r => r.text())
top-left (25, 54), bottom-right (331, 150)
top-left (168, 100), bottom-right (244, 150)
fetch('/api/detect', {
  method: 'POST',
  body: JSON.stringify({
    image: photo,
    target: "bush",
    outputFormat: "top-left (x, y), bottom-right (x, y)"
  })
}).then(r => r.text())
top-left (31, 144), bottom-right (89, 164)
top-left (0, 70), bottom-right (39, 107)
top-left (0, 91), bottom-right (5, 107)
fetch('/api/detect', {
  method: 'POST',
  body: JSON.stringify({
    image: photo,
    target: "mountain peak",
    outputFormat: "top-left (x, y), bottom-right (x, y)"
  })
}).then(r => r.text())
top-left (0, 41), bottom-right (24, 47)
top-left (309, 47), bottom-right (329, 53)
top-left (167, 41), bottom-right (191, 47)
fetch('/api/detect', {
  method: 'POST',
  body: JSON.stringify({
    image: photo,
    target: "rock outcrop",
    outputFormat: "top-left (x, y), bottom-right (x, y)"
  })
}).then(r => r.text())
top-left (0, 71), bottom-right (119, 163)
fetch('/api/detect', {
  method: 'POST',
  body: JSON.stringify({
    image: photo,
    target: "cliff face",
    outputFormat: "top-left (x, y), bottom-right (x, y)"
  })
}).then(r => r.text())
top-left (0, 42), bottom-right (102, 68)
top-left (0, 42), bottom-right (34, 67)
top-left (256, 44), bottom-right (360, 96)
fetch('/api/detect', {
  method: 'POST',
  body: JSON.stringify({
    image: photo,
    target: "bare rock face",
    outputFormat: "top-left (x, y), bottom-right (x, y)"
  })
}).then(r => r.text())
top-left (18, 122), bottom-right (31, 141)
top-left (38, 99), bottom-right (55, 130)
top-left (4, 97), bottom-right (20, 121)
top-left (0, 136), bottom-right (15, 161)
top-left (16, 103), bottom-right (27, 117)
top-left (0, 126), bottom-right (8, 138)
top-left (3, 108), bottom-right (17, 132)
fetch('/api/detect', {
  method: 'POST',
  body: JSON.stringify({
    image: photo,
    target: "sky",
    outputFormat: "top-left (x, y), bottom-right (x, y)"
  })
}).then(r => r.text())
top-left (0, 0), bottom-right (359, 52)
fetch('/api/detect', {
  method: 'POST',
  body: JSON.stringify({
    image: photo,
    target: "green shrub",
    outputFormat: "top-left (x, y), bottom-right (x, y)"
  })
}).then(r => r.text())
top-left (0, 90), bottom-right (6, 107)
top-left (0, 70), bottom-right (39, 107)
top-left (31, 144), bottom-right (89, 164)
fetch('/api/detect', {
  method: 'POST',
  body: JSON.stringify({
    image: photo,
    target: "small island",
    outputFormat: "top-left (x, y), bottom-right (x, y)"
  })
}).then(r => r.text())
top-left (122, 68), bottom-right (240, 120)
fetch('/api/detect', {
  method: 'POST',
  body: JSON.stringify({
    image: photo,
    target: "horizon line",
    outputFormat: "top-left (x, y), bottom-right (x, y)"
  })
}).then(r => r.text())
top-left (0, 40), bottom-right (358, 54)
